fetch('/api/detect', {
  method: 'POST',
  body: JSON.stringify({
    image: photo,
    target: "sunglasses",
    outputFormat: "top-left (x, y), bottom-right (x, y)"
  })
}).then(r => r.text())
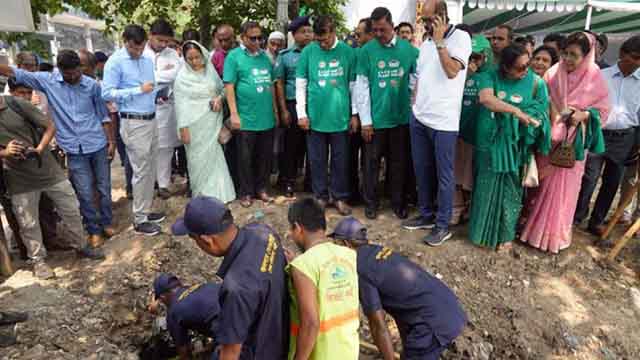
top-left (513, 62), bottom-right (531, 72)
top-left (247, 36), bottom-right (262, 43)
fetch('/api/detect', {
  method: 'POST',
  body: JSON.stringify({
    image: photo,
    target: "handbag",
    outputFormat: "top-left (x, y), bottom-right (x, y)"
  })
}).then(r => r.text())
top-left (549, 124), bottom-right (576, 168)
top-left (218, 119), bottom-right (233, 145)
top-left (522, 155), bottom-right (539, 187)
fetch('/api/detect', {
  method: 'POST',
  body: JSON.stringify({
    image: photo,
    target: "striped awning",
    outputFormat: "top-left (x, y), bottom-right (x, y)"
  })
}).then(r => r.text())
top-left (464, 0), bottom-right (640, 33)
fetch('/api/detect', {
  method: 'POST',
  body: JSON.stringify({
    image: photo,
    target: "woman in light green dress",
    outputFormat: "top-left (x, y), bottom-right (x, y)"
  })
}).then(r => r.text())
top-left (174, 41), bottom-right (235, 203)
top-left (468, 44), bottom-right (551, 251)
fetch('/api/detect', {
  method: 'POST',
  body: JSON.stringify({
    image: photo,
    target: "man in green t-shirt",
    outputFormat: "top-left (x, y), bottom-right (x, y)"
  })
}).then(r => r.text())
top-left (285, 198), bottom-right (359, 360)
top-left (224, 21), bottom-right (278, 208)
top-left (296, 15), bottom-right (359, 216)
top-left (274, 16), bottom-right (314, 197)
top-left (355, 7), bottom-right (418, 221)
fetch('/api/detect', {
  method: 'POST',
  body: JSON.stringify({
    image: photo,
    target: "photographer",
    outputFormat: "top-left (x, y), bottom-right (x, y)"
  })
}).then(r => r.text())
top-left (0, 95), bottom-right (104, 279)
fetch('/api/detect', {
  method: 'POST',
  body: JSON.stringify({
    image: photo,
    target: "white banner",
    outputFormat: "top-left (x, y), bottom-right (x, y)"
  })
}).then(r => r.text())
top-left (342, 0), bottom-right (419, 29)
top-left (0, 0), bottom-right (35, 32)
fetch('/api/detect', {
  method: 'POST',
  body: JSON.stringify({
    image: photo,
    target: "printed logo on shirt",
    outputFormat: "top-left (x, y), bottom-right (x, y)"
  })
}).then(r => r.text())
top-left (319, 61), bottom-right (327, 69)
top-left (260, 69), bottom-right (269, 75)
top-left (252, 68), bottom-right (260, 76)
top-left (329, 59), bottom-right (340, 68)
top-left (497, 91), bottom-right (507, 100)
top-left (463, 100), bottom-right (472, 106)
top-left (510, 94), bottom-right (523, 104)
top-left (319, 79), bottom-right (327, 87)
top-left (466, 79), bottom-right (475, 87)
top-left (390, 79), bottom-right (398, 88)
top-left (379, 80), bottom-right (387, 88)
top-left (257, 86), bottom-right (265, 93)
top-left (332, 266), bottom-right (347, 280)
top-left (388, 59), bottom-right (400, 68)
top-left (330, 79), bottom-right (338, 87)
top-left (378, 60), bottom-right (386, 69)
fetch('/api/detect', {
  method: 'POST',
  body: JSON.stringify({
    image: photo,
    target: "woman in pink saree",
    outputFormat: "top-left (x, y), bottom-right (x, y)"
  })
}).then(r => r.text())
top-left (520, 32), bottom-right (610, 253)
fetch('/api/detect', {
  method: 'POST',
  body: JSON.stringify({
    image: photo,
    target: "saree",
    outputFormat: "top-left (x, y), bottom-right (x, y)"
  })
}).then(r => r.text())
top-left (174, 41), bottom-right (236, 203)
top-left (468, 69), bottom-right (551, 248)
top-left (520, 33), bottom-right (610, 253)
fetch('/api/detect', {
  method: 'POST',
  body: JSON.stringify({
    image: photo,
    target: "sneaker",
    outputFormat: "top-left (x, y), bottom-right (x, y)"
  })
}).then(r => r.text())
top-left (402, 216), bottom-right (435, 230)
top-left (0, 332), bottom-right (17, 348)
top-left (32, 261), bottom-right (55, 280)
top-left (147, 213), bottom-right (166, 224)
top-left (423, 228), bottom-right (452, 247)
top-left (77, 245), bottom-right (106, 260)
top-left (335, 200), bottom-right (352, 216)
top-left (134, 222), bottom-right (162, 236)
top-left (0, 311), bottom-right (28, 326)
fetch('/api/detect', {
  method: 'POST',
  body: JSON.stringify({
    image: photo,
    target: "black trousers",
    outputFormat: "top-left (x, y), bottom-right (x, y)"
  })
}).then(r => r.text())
top-left (278, 101), bottom-right (307, 187)
top-left (349, 132), bottom-right (363, 201)
top-left (362, 125), bottom-right (409, 210)
top-left (237, 129), bottom-right (274, 197)
top-left (575, 128), bottom-right (636, 227)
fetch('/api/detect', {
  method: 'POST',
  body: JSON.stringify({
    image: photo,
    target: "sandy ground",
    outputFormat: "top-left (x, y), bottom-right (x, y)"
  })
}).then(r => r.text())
top-left (1, 159), bottom-right (640, 360)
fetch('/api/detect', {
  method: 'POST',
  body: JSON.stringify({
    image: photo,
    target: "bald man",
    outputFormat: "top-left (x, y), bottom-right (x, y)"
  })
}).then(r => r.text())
top-left (212, 24), bottom-right (236, 77)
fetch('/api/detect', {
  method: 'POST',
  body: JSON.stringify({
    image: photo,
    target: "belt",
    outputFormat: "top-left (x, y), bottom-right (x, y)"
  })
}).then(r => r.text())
top-left (603, 128), bottom-right (634, 137)
top-left (119, 112), bottom-right (155, 120)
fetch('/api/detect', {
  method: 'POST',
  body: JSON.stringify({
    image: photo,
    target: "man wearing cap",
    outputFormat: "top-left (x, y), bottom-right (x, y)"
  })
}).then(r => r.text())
top-left (275, 16), bottom-right (314, 197)
top-left (286, 197), bottom-right (359, 359)
top-left (355, 7), bottom-right (419, 220)
top-left (149, 273), bottom-right (221, 360)
top-left (172, 196), bottom-right (288, 360)
top-left (331, 217), bottom-right (467, 360)
top-left (267, 31), bottom-right (286, 65)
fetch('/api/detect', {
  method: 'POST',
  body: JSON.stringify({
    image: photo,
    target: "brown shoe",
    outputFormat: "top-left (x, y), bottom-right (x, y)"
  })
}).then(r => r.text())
top-left (257, 191), bottom-right (273, 203)
top-left (240, 196), bottom-right (253, 208)
top-left (103, 226), bottom-right (116, 239)
top-left (88, 234), bottom-right (104, 248)
top-left (335, 200), bottom-right (352, 216)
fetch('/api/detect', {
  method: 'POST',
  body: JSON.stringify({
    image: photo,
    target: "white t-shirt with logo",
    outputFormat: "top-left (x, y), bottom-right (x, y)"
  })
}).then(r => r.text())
top-left (412, 28), bottom-right (472, 131)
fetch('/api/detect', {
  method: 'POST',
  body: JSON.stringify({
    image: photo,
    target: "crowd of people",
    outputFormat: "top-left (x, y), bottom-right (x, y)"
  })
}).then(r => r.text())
top-left (1, 0), bottom-right (640, 355)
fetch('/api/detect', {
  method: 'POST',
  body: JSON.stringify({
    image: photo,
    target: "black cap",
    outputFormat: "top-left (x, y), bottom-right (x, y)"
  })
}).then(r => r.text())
top-left (289, 16), bottom-right (311, 33)
top-left (171, 196), bottom-right (231, 236)
top-left (328, 217), bottom-right (367, 241)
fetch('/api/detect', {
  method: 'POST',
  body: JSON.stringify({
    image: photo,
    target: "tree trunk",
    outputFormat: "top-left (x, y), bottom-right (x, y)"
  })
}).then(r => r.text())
top-left (198, 0), bottom-right (213, 49)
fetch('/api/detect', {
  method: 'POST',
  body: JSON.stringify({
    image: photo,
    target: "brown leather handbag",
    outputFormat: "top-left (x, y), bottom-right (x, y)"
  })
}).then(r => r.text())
top-left (550, 124), bottom-right (576, 168)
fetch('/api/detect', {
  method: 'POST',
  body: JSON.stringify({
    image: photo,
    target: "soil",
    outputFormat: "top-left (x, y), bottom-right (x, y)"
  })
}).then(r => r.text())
top-left (1, 161), bottom-right (640, 360)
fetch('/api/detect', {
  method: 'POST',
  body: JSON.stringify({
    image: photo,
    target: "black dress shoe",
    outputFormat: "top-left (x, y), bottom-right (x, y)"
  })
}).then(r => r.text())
top-left (0, 311), bottom-right (28, 326)
top-left (393, 207), bottom-right (408, 219)
top-left (285, 184), bottom-right (295, 198)
top-left (365, 207), bottom-right (377, 220)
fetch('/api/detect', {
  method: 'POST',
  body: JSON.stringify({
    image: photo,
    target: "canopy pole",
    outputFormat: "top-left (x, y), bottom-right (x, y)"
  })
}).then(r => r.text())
top-left (585, 3), bottom-right (593, 30)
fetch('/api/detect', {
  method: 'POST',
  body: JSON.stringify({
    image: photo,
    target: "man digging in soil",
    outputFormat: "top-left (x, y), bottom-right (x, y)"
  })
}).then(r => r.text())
top-left (148, 273), bottom-right (220, 360)
top-left (171, 196), bottom-right (288, 360)
top-left (332, 217), bottom-right (467, 360)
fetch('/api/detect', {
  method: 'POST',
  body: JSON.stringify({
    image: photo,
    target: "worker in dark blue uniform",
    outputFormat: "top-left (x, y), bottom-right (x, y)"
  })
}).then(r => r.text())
top-left (171, 196), bottom-right (288, 360)
top-left (330, 217), bottom-right (467, 360)
top-left (150, 273), bottom-right (221, 360)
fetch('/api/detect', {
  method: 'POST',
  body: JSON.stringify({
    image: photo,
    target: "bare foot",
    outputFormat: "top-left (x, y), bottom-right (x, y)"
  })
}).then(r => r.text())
top-left (497, 242), bottom-right (513, 254)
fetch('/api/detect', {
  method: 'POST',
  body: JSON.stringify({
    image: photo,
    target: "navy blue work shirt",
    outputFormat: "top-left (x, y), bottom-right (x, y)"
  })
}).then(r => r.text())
top-left (216, 223), bottom-right (289, 360)
top-left (357, 244), bottom-right (467, 346)
top-left (167, 282), bottom-right (221, 347)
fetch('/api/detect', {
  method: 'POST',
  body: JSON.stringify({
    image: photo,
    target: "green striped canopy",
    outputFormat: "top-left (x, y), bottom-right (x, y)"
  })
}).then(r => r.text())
top-left (464, 0), bottom-right (640, 34)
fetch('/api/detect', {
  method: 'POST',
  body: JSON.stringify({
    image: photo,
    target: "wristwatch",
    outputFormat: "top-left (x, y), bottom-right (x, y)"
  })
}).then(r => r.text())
top-left (435, 41), bottom-right (446, 50)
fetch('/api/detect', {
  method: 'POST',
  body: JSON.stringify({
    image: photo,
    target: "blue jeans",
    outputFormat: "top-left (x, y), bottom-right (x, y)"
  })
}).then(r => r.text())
top-left (115, 115), bottom-right (133, 194)
top-left (307, 130), bottom-right (350, 201)
top-left (410, 115), bottom-right (457, 231)
top-left (67, 146), bottom-right (113, 235)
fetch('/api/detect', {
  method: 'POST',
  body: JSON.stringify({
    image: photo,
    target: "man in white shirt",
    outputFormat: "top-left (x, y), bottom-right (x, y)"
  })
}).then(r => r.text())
top-left (402, 0), bottom-right (471, 247)
top-left (143, 19), bottom-right (182, 199)
top-left (575, 35), bottom-right (640, 235)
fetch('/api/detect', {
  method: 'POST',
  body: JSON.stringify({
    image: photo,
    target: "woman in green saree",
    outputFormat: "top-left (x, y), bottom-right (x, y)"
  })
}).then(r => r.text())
top-left (468, 44), bottom-right (551, 251)
top-left (174, 41), bottom-right (236, 203)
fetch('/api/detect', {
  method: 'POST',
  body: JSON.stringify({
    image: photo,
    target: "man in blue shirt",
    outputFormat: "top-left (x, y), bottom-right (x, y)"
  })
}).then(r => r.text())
top-left (0, 50), bottom-right (115, 248)
top-left (172, 196), bottom-right (288, 360)
top-left (102, 24), bottom-right (166, 236)
top-left (150, 273), bottom-right (221, 360)
top-left (331, 217), bottom-right (467, 360)
top-left (575, 35), bottom-right (640, 235)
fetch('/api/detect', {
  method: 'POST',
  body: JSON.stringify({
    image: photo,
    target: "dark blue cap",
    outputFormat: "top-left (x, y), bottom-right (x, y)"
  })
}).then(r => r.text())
top-left (153, 273), bottom-right (181, 299)
top-left (171, 196), bottom-right (231, 236)
top-left (329, 217), bottom-right (367, 241)
top-left (288, 16), bottom-right (311, 33)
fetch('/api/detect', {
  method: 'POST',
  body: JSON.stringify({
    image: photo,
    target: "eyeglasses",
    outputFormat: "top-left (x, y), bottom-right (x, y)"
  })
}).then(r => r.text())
top-left (513, 62), bottom-right (531, 73)
top-left (247, 36), bottom-right (262, 43)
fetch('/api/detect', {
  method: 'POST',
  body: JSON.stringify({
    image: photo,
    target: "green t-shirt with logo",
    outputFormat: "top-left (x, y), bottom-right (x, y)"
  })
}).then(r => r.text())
top-left (223, 47), bottom-right (275, 131)
top-left (296, 41), bottom-right (356, 133)
top-left (459, 72), bottom-right (482, 144)
top-left (356, 38), bottom-right (418, 129)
